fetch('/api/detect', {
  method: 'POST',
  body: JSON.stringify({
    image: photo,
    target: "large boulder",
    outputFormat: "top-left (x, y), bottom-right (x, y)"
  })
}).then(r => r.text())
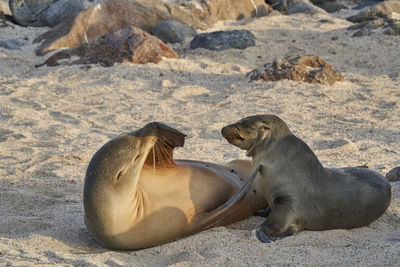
top-left (33, 0), bottom-right (271, 55)
top-left (247, 55), bottom-right (344, 85)
top-left (9, 0), bottom-right (84, 27)
top-left (37, 26), bottom-right (178, 67)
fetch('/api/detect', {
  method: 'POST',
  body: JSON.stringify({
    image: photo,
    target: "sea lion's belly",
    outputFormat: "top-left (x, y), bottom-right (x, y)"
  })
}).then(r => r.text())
top-left (139, 162), bottom-right (237, 218)
top-left (108, 161), bottom-right (266, 249)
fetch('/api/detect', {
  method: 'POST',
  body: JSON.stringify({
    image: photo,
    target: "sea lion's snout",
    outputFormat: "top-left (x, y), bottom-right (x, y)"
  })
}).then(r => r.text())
top-left (221, 124), bottom-right (249, 150)
top-left (221, 125), bottom-right (230, 140)
top-left (222, 125), bottom-right (240, 142)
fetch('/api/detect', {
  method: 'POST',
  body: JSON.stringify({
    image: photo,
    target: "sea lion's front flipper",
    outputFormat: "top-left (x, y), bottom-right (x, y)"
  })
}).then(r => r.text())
top-left (253, 206), bottom-right (271, 218)
top-left (142, 122), bottom-right (187, 168)
top-left (194, 165), bottom-right (261, 231)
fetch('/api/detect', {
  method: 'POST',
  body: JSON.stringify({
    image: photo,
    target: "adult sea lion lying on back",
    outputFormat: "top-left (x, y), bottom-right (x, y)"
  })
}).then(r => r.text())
top-left (84, 122), bottom-right (267, 250)
top-left (221, 114), bottom-right (391, 242)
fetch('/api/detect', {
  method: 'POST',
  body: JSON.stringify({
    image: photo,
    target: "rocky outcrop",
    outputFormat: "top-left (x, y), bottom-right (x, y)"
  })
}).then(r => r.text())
top-left (37, 26), bottom-right (178, 67)
top-left (33, 0), bottom-right (271, 55)
top-left (190, 30), bottom-right (256, 51)
top-left (9, 0), bottom-right (84, 27)
top-left (247, 55), bottom-right (344, 85)
top-left (152, 20), bottom-right (197, 44)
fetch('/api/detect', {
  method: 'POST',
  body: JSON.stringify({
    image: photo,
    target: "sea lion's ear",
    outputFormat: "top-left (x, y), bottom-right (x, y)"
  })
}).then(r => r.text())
top-left (153, 122), bottom-right (187, 148)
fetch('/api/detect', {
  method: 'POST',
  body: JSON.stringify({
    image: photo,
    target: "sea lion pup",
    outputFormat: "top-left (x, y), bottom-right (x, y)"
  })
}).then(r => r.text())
top-left (221, 114), bottom-right (391, 242)
top-left (84, 122), bottom-right (267, 250)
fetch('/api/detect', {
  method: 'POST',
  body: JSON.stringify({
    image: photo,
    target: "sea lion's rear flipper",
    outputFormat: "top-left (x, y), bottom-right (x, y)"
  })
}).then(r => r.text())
top-left (142, 122), bottom-right (187, 168)
top-left (152, 122), bottom-right (186, 148)
top-left (194, 165), bottom-right (261, 231)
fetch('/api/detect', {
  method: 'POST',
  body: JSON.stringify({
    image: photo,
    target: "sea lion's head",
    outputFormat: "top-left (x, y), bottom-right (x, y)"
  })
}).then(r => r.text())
top-left (83, 122), bottom-right (186, 243)
top-left (85, 122), bottom-right (186, 194)
top-left (221, 114), bottom-right (291, 156)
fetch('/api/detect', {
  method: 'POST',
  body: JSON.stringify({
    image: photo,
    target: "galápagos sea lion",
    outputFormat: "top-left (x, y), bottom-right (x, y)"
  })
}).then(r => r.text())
top-left (84, 122), bottom-right (267, 250)
top-left (221, 114), bottom-right (391, 242)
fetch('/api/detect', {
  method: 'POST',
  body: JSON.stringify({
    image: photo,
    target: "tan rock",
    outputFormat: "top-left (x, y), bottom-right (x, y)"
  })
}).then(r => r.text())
top-left (37, 26), bottom-right (178, 67)
top-left (247, 55), bottom-right (344, 86)
top-left (34, 0), bottom-right (271, 55)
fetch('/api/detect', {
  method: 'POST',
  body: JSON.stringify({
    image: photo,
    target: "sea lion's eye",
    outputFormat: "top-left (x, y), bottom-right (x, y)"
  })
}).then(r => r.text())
top-left (262, 126), bottom-right (270, 130)
top-left (116, 171), bottom-right (123, 180)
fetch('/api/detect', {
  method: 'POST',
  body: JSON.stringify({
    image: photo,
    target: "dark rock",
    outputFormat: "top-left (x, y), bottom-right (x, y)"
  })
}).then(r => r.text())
top-left (351, 28), bottom-right (373, 37)
top-left (347, 18), bottom-right (399, 37)
top-left (347, 18), bottom-right (386, 31)
top-left (190, 30), bottom-right (256, 51)
top-left (287, 1), bottom-right (329, 15)
top-left (312, 1), bottom-right (347, 13)
top-left (386, 166), bottom-right (400, 182)
top-left (152, 20), bottom-right (197, 44)
top-left (38, 26), bottom-right (178, 67)
top-left (247, 55), bottom-right (344, 85)
top-left (347, 0), bottom-right (400, 23)
top-left (0, 39), bottom-right (23, 50)
top-left (41, 0), bottom-right (85, 27)
top-left (265, 0), bottom-right (281, 10)
top-left (266, 0), bottom-right (296, 13)
top-left (385, 21), bottom-right (400, 36)
top-left (10, 0), bottom-right (84, 27)
top-left (33, 0), bottom-right (271, 55)
top-left (10, 0), bottom-right (53, 26)
top-left (266, 0), bottom-right (312, 13)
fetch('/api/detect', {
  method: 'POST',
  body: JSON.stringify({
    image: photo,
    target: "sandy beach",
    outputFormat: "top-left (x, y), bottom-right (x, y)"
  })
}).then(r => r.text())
top-left (0, 5), bottom-right (399, 266)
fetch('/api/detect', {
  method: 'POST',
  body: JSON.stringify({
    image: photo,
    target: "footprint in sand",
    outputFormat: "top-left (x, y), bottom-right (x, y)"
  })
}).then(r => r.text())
top-left (311, 139), bottom-right (349, 150)
top-left (170, 85), bottom-right (211, 101)
top-left (0, 128), bottom-right (25, 142)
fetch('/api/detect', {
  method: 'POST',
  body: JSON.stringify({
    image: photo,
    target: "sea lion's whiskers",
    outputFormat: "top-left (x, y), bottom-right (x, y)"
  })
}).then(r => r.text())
top-left (155, 136), bottom-right (168, 168)
top-left (153, 144), bottom-right (156, 174)
top-left (155, 143), bottom-right (164, 168)
top-left (159, 137), bottom-right (171, 168)
top-left (159, 136), bottom-right (172, 167)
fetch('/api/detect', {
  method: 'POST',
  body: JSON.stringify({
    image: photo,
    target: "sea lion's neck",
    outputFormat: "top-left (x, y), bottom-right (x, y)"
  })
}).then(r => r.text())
top-left (251, 134), bottom-right (324, 172)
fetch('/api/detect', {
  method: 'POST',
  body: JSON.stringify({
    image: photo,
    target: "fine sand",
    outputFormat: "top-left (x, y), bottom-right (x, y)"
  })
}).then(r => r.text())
top-left (0, 10), bottom-right (399, 266)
